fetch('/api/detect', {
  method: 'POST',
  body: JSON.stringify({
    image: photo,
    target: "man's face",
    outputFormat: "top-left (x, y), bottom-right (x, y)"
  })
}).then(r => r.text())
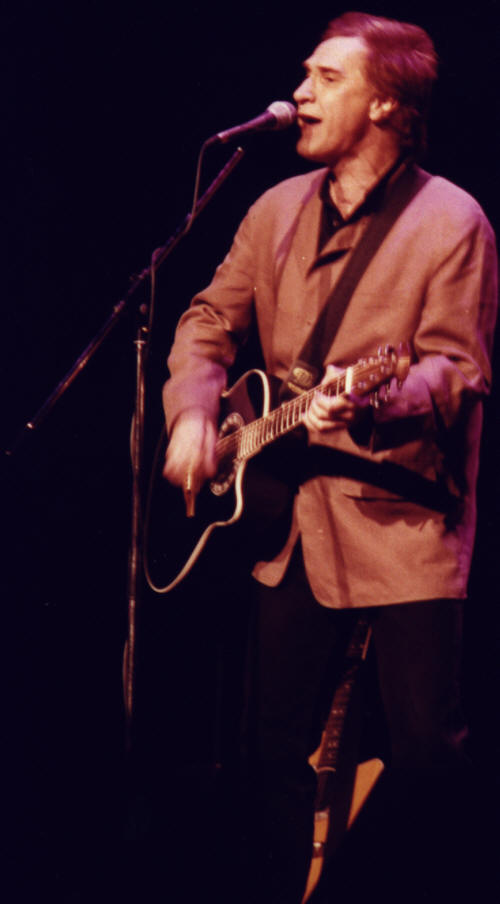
top-left (293, 35), bottom-right (378, 168)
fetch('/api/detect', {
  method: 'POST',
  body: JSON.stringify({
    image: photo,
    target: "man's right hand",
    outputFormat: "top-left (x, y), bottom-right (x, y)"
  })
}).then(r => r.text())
top-left (163, 408), bottom-right (218, 498)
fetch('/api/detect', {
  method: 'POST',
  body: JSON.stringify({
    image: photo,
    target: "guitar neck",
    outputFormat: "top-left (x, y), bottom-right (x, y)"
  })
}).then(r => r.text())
top-left (215, 369), bottom-right (347, 466)
top-left (315, 665), bottom-right (358, 773)
top-left (215, 355), bottom-right (392, 467)
top-left (214, 345), bottom-right (410, 469)
top-left (315, 619), bottom-right (372, 774)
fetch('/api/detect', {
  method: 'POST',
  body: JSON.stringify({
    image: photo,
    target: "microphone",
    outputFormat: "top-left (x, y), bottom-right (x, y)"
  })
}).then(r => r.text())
top-left (206, 101), bottom-right (297, 146)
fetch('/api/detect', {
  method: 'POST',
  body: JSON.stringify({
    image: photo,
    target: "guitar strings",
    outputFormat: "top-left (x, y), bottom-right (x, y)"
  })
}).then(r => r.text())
top-left (213, 357), bottom-right (391, 465)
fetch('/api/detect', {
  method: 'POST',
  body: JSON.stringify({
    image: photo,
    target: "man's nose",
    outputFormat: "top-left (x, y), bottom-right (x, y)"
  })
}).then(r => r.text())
top-left (293, 76), bottom-right (314, 104)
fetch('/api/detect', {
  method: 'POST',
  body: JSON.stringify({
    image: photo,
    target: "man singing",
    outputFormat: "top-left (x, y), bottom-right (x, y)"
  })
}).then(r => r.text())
top-left (162, 12), bottom-right (497, 903)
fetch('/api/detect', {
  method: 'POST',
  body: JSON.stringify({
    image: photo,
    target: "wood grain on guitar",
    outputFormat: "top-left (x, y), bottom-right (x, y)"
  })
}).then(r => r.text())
top-left (302, 758), bottom-right (384, 902)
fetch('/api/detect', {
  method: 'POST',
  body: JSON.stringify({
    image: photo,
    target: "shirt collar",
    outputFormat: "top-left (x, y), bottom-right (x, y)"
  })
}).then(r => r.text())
top-left (320, 155), bottom-right (410, 225)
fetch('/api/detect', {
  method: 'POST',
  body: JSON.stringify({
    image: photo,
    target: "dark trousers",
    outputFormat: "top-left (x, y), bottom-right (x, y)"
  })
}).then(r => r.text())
top-left (239, 543), bottom-right (471, 904)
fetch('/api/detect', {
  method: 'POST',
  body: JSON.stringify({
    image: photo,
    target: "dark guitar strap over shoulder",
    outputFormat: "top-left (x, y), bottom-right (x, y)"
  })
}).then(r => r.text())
top-left (283, 162), bottom-right (431, 398)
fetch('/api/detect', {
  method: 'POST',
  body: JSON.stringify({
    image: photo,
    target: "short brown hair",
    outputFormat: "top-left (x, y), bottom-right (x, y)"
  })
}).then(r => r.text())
top-left (322, 12), bottom-right (438, 155)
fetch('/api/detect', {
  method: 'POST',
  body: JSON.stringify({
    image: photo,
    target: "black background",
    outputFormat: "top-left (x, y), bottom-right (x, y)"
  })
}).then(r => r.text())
top-left (3, 2), bottom-right (500, 901)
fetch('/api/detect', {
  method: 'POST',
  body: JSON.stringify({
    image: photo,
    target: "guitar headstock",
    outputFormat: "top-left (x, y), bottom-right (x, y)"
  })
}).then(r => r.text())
top-left (348, 341), bottom-right (411, 397)
top-left (391, 341), bottom-right (411, 385)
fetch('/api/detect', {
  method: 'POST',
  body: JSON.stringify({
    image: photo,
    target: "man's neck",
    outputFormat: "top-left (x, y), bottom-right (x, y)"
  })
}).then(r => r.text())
top-left (329, 146), bottom-right (402, 220)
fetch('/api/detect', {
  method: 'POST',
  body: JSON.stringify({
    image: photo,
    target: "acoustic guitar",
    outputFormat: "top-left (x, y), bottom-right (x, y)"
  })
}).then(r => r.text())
top-left (145, 345), bottom-right (410, 594)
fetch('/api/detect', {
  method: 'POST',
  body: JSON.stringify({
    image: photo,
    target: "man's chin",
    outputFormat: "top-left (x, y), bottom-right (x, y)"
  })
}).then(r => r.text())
top-left (296, 139), bottom-right (332, 167)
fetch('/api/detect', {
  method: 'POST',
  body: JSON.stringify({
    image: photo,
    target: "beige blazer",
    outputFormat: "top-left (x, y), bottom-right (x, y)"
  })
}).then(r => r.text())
top-left (164, 166), bottom-right (498, 607)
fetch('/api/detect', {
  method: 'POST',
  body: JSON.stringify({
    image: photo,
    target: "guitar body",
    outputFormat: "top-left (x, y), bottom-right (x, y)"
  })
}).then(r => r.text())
top-left (302, 758), bottom-right (384, 902)
top-left (145, 369), bottom-right (294, 593)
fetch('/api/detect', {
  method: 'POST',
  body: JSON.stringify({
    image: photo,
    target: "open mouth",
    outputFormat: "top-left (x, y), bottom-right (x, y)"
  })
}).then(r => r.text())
top-left (298, 114), bottom-right (321, 126)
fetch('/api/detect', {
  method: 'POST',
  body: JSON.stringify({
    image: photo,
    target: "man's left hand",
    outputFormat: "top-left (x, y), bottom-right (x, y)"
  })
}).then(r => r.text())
top-left (303, 364), bottom-right (370, 433)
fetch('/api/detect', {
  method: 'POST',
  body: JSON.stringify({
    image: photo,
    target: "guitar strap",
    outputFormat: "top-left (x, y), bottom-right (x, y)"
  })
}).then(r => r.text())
top-left (283, 162), bottom-right (431, 398)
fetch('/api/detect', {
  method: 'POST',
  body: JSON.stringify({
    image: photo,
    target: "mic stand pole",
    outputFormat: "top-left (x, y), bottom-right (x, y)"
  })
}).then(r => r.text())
top-left (5, 146), bottom-right (246, 747)
top-left (122, 145), bottom-right (245, 747)
top-left (123, 316), bottom-right (148, 740)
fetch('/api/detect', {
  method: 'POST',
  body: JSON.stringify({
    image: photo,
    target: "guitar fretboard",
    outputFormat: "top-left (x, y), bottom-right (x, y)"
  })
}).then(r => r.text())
top-left (215, 355), bottom-right (396, 466)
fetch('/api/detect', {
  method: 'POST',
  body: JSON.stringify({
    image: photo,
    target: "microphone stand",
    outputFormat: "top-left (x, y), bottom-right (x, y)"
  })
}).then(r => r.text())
top-left (5, 144), bottom-right (246, 746)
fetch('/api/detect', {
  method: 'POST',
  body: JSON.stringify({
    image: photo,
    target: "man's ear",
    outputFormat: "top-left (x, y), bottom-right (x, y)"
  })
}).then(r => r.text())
top-left (369, 96), bottom-right (399, 124)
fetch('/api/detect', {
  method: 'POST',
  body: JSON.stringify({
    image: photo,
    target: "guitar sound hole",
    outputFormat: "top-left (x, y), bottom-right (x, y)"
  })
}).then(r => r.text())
top-left (210, 455), bottom-right (235, 496)
top-left (210, 412), bottom-right (244, 496)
